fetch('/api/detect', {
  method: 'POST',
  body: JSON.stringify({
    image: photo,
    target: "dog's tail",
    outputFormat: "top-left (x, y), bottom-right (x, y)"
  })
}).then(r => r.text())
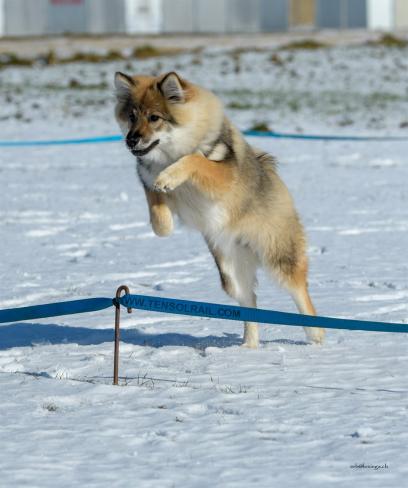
top-left (253, 147), bottom-right (278, 170)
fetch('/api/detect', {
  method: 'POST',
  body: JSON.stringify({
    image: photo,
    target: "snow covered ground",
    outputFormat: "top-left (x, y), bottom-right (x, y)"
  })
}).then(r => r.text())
top-left (0, 41), bottom-right (407, 487)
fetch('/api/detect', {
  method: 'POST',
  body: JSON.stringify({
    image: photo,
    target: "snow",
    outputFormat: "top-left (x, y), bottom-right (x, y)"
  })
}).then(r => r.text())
top-left (0, 42), bottom-right (408, 487)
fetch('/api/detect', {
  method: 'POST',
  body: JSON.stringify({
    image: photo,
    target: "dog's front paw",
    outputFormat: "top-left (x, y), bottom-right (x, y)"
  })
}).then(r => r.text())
top-left (153, 166), bottom-right (186, 193)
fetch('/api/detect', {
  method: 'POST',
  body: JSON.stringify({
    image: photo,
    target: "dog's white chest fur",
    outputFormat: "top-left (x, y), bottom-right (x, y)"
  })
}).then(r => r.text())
top-left (170, 184), bottom-right (227, 235)
top-left (137, 157), bottom-right (227, 237)
top-left (137, 160), bottom-right (165, 189)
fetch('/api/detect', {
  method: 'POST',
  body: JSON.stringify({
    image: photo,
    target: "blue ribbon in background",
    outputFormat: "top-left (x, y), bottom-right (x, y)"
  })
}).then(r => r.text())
top-left (1, 130), bottom-right (408, 147)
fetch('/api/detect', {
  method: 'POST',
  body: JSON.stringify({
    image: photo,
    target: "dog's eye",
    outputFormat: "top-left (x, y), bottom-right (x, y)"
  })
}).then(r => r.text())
top-left (148, 114), bottom-right (160, 123)
top-left (129, 112), bottom-right (136, 124)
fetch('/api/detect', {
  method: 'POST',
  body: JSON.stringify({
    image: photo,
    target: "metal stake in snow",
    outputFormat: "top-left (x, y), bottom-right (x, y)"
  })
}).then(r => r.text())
top-left (113, 285), bottom-right (131, 386)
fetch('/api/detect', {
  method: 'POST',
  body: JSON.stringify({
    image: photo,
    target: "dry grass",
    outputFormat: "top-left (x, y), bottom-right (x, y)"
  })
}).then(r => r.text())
top-left (248, 122), bottom-right (271, 132)
top-left (0, 44), bottom-right (185, 69)
top-left (279, 39), bottom-right (329, 50)
top-left (367, 33), bottom-right (408, 48)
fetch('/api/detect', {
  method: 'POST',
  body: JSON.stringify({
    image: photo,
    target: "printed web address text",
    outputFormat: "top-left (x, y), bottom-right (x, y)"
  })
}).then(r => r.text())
top-left (123, 296), bottom-right (241, 319)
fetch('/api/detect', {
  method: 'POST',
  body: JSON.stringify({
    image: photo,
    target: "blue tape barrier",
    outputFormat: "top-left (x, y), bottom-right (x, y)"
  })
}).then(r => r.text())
top-left (1, 130), bottom-right (408, 147)
top-left (242, 130), bottom-right (408, 142)
top-left (0, 292), bottom-right (406, 334)
top-left (0, 297), bottom-right (113, 324)
top-left (0, 135), bottom-right (123, 147)
top-left (120, 294), bottom-right (408, 334)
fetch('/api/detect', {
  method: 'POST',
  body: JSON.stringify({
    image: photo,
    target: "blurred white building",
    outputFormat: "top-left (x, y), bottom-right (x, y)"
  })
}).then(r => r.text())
top-left (0, 0), bottom-right (162, 36)
top-left (124, 0), bottom-right (161, 33)
top-left (0, 0), bottom-right (407, 37)
top-left (367, 0), bottom-right (408, 30)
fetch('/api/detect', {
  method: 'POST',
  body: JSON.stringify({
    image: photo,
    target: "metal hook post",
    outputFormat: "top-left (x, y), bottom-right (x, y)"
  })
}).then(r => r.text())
top-left (113, 285), bottom-right (131, 385)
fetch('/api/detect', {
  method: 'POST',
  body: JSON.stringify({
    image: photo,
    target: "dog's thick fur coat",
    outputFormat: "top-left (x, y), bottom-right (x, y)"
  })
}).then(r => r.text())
top-left (114, 71), bottom-right (325, 347)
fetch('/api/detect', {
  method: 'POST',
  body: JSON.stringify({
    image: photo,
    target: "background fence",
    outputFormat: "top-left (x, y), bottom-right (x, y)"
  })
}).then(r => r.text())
top-left (1, 0), bottom-right (407, 36)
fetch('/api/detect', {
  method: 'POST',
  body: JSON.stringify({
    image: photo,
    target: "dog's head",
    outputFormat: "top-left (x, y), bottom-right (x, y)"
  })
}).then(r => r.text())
top-left (114, 71), bottom-right (197, 161)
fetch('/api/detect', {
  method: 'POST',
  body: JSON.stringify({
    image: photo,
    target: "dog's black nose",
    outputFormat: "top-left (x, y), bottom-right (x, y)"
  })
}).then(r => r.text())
top-left (126, 132), bottom-right (141, 147)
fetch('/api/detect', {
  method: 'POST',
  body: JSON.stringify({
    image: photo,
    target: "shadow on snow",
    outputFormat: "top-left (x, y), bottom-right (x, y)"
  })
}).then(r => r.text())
top-left (0, 322), bottom-right (243, 350)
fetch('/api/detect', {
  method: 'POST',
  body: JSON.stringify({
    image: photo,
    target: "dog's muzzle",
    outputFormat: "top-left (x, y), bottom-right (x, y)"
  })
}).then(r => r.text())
top-left (127, 139), bottom-right (160, 157)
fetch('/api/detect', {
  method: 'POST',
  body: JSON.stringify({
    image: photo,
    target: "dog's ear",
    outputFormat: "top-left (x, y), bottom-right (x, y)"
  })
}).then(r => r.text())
top-left (114, 72), bottom-right (135, 99)
top-left (158, 72), bottom-right (185, 103)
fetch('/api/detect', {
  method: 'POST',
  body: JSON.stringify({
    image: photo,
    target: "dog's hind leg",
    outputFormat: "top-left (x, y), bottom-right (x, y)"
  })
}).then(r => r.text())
top-left (275, 256), bottom-right (325, 345)
top-left (207, 240), bottom-right (259, 348)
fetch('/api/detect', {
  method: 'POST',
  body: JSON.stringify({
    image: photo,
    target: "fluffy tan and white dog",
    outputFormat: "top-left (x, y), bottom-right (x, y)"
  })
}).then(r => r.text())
top-left (114, 71), bottom-right (325, 348)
